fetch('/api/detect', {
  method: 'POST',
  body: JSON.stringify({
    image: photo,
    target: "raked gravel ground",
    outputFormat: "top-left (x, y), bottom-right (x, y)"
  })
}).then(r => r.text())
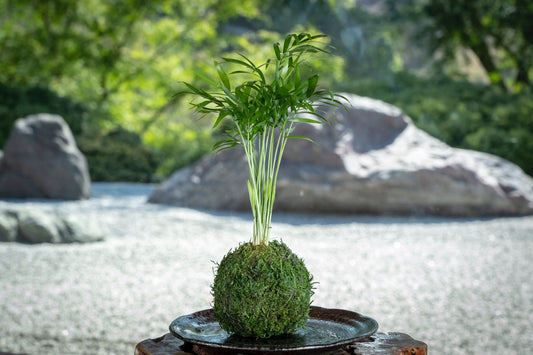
top-left (1, 183), bottom-right (532, 355)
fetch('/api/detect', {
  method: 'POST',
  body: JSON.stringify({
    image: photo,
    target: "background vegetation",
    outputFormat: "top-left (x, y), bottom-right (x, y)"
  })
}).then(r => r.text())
top-left (1, 0), bottom-right (531, 180)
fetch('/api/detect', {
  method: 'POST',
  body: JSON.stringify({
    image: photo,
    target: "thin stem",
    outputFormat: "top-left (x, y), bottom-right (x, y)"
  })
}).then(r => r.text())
top-left (236, 123), bottom-right (261, 246)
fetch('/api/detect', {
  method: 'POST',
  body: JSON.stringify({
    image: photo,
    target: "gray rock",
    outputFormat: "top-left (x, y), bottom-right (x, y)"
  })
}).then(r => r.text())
top-left (0, 113), bottom-right (90, 200)
top-left (59, 214), bottom-right (104, 243)
top-left (0, 210), bottom-right (18, 242)
top-left (0, 208), bottom-right (104, 244)
top-left (149, 148), bottom-right (250, 211)
top-left (148, 94), bottom-right (533, 216)
top-left (17, 209), bottom-right (63, 243)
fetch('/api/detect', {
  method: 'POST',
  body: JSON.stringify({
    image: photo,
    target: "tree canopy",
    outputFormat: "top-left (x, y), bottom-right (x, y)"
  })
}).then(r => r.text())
top-left (1, 0), bottom-right (532, 179)
top-left (388, 0), bottom-right (533, 92)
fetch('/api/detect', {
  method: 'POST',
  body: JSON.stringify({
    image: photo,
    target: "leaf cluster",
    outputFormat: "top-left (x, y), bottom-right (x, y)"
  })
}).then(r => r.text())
top-left (179, 33), bottom-right (345, 152)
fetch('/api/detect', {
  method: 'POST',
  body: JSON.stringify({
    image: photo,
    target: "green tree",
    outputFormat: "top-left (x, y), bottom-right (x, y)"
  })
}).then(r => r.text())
top-left (250, 0), bottom-right (404, 80)
top-left (0, 0), bottom-right (260, 122)
top-left (388, 0), bottom-right (533, 92)
top-left (0, 0), bottom-right (264, 176)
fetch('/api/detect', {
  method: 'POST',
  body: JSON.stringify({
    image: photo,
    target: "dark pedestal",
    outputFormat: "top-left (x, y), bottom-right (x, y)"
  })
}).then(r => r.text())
top-left (135, 332), bottom-right (427, 355)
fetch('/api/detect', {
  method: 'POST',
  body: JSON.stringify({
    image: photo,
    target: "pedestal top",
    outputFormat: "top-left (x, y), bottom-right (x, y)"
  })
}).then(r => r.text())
top-left (135, 332), bottom-right (427, 355)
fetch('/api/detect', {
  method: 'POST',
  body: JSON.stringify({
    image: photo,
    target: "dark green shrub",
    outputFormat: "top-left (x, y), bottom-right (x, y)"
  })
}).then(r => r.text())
top-left (78, 127), bottom-right (160, 182)
top-left (212, 240), bottom-right (314, 339)
top-left (0, 82), bottom-right (88, 148)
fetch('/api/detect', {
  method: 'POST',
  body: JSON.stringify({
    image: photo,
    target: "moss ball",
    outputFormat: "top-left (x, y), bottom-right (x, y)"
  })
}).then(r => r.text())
top-left (212, 240), bottom-right (314, 339)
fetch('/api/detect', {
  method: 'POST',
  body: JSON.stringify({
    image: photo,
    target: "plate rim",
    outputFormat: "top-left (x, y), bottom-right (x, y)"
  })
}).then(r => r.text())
top-left (169, 305), bottom-right (378, 353)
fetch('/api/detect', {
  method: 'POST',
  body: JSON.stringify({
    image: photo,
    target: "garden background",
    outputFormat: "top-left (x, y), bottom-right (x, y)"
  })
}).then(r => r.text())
top-left (1, 0), bottom-right (532, 181)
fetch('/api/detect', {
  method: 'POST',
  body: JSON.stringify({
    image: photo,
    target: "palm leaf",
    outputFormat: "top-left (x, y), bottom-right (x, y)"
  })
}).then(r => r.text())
top-left (214, 61), bottom-right (231, 90)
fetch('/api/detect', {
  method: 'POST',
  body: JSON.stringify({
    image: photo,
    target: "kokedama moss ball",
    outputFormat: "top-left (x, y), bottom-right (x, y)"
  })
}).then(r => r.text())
top-left (212, 240), bottom-right (314, 339)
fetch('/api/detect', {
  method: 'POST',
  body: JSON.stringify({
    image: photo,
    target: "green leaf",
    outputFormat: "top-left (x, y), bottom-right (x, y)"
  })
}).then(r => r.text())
top-left (182, 82), bottom-right (219, 103)
top-left (298, 33), bottom-right (310, 41)
top-left (230, 70), bottom-right (253, 75)
top-left (214, 139), bottom-right (239, 153)
top-left (213, 111), bottom-right (229, 128)
top-left (291, 117), bottom-right (322, 124)
top-left (196, 71), bottom-right (218, 87)
top-left (222, 56), bottom-right (255, 71)
top-left (220, 84), bottom-right (241, 108)
top-left (306, 74), bottom-right (319, 97)
top-left (308, 34), bottom-right (327, 41)
top-left (195, 100), bottom-right (213, 110)
top-left (288, 135), bottom-right (315, 143)
top-left (237, 53), bottom-right (266, 83)
top-left (215, 61), bottom-right (231, 90)
top-left (279, 65), bottom-right (289, 82)
top-left (283, 34), bottom-right (292, 53)
top-left (294, 65), bottom-right (301, 87)
top-left (273, 42), bottom-right (281, 60)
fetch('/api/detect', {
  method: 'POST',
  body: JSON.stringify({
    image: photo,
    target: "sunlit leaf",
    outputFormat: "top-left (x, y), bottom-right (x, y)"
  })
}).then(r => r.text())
top-left (215, 61), bottom-right (231, 90)
top-left (290, 117), bottom-right (322, 124)
top-left (273, 43), bottom-right (281, 60)
top-left (287, 135), bottom-right (315, 143)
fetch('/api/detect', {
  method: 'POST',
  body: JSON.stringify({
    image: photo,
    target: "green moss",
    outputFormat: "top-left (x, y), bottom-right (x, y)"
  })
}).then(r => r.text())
top-left (212, 240), bottom-right (314, 339)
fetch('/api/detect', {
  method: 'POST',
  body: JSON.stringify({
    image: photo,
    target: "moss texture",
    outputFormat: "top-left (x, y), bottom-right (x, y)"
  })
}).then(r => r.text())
top-left (212, 240), bottom-right (314, 339)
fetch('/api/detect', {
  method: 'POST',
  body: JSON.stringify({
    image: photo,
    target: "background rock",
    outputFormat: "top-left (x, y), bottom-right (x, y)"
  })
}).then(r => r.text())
top-left (149, 94), bottom-right (533, 216)
top-left (149, 148), bottom-right (250, 211)
top-left (0, 208), bottom-right (104, 244)
top-left (18, 209), bottom-right (63, 243)
top-left (59, 214), bottom-right (105, 243)
top-left (0, 210), bottom-right (18, 242)
top-left (0, 113), bottom-right (90, 200)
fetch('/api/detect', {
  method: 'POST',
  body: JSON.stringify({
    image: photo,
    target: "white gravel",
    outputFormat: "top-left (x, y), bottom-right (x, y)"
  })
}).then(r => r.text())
top-left (1, 183), bottom-right (532, 354)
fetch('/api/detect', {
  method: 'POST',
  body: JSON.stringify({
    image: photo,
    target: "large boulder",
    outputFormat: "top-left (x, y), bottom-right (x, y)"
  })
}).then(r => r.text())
top-left (0, 113), bottom-right (90, 200)
top-left (0, 208), bottom-right (104, 244)
top-left (148, 94), bottom-right (533, 216)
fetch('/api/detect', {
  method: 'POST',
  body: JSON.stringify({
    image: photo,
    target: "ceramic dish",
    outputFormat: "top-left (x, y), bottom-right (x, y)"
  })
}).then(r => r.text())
top-left (169, 306), bottom-right (378, 354)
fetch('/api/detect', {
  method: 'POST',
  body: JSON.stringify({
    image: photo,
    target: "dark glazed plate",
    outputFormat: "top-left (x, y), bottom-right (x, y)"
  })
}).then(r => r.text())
top-left (169, 306), bottom-right (378, 354)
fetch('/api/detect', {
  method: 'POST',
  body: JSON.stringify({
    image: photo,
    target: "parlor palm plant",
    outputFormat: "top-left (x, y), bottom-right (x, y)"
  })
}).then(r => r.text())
top-left (180, 33), bottom-right (346, 338)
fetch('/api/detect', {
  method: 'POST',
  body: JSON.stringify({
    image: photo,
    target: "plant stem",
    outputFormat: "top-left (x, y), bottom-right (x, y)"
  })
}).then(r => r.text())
top-left (244, 119), bottom-right (291, 246)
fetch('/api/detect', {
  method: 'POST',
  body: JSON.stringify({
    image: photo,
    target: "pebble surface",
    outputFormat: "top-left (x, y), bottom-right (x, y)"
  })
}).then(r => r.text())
top-left (1, 183), bottom-right (532, 354)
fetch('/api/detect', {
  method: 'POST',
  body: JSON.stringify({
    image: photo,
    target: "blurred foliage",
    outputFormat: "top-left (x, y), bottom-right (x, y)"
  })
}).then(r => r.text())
top-left (0, 82), bottom-right (88, 147)
top-left (385, 0), bottom-right (533, 92)
top-left (341, 71), bottom-right (533, 176)
top-left (0, 0), bottom-right (531, 180)
top-left (78, 127), bottom-right (160, 182)
top-left (0, 0), bottom-right (262, 178)
top-left (253, 0), bottom-right (404, 80)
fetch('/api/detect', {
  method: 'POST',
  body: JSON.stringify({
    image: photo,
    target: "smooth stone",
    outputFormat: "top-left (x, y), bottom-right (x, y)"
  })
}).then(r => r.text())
top-left (0, 113), bottom-right (90, 200)
top-left (148, 94), bottom-right (533, 216)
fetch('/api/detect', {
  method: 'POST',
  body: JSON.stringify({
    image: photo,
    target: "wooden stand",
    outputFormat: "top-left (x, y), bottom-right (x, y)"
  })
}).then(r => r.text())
top-left (135, 332), bottom-right (427, 355)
